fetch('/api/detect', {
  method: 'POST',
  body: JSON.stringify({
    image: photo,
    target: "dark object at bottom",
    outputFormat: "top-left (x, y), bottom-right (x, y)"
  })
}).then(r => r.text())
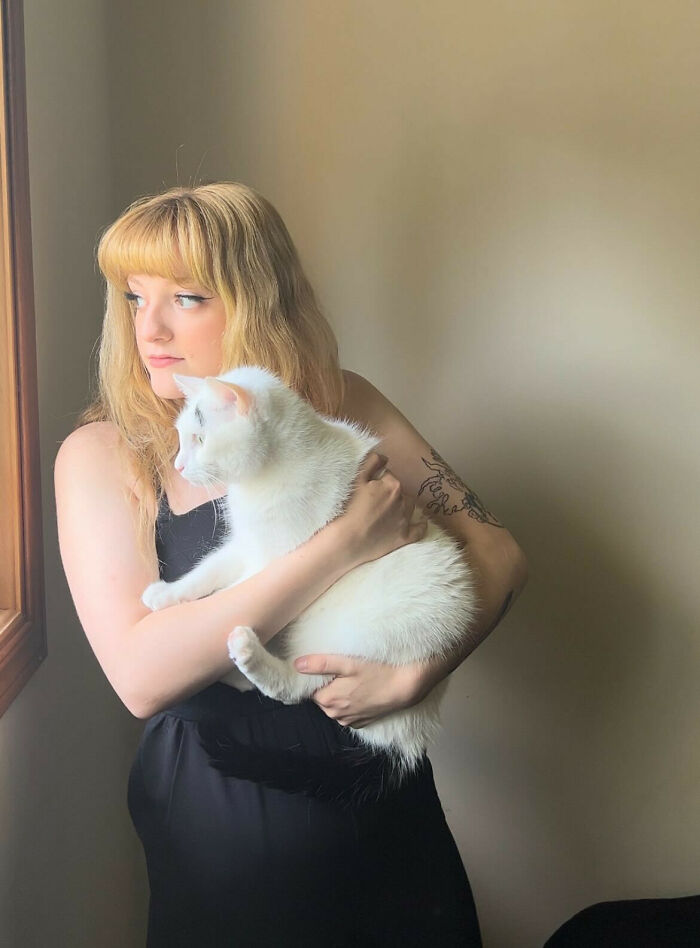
top-left (544, 895), bottom-right (700, 947)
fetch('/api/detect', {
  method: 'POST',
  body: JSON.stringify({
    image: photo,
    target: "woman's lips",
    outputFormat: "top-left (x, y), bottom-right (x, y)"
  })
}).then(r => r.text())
top-left (148, 356), bottom-right (183, 368)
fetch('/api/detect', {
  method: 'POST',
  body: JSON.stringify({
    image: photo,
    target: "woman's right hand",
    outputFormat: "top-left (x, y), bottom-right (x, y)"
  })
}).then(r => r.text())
top-left (336, 451), bottom-right (428, 569)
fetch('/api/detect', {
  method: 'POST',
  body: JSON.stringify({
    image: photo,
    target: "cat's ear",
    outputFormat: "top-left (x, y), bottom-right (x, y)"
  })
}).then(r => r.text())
top-left (173, 374), bottom-right (207, 399)
top-left (204, 377), bottom-right (253, 416)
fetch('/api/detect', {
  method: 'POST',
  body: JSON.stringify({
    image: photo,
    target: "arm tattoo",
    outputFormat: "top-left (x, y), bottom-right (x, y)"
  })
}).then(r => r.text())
top-left (417, 448), bottom-right (504, 526)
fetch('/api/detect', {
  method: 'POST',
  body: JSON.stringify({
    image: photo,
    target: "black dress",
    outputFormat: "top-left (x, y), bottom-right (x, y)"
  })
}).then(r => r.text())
top-left (127, 495), bottom-right (482, 947)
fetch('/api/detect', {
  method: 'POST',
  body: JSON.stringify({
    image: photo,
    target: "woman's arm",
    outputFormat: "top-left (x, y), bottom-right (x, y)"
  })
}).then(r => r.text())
top-left (342, 369), bottom-right (528, 637)
top-left (405, 527), bottom-right (527, 702)
top-left (295, 370), bottom-right (528, 726)
top-left (55, 422), bottom-right (425, 719)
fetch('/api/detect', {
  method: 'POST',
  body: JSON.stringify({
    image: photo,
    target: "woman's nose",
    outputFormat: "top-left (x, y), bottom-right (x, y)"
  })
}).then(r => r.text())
top-left (137, 301), bottom-right (172, 341)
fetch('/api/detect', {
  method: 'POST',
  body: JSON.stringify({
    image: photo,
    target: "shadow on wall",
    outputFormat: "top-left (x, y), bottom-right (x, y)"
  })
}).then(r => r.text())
top-left (433, 401), bottom-right (698, 947)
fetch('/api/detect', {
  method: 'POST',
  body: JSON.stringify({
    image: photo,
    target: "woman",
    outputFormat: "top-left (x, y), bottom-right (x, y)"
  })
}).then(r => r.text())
top-left (55, 181), bottom-right (527, 947)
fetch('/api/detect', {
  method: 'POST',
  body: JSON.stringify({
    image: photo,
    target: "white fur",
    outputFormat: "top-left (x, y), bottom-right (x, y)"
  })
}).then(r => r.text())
top-left (142, 366), bottom-right (478, 777)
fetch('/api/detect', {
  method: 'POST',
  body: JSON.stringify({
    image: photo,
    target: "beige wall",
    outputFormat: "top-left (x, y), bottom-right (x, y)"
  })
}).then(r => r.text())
top-left (3, 2), bottom-right (698, 946)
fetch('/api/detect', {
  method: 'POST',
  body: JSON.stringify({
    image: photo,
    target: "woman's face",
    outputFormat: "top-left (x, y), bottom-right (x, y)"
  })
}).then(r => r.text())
top-left (126, 273), bottom-right (228, 399)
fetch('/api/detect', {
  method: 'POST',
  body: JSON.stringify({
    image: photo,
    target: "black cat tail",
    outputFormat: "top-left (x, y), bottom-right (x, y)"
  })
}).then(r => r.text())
top-left (196, 720), bottom-right (406, 809)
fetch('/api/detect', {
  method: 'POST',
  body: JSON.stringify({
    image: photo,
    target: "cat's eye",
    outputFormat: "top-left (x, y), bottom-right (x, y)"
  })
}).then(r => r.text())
top-left (192, 433), bottom-right (204, 445)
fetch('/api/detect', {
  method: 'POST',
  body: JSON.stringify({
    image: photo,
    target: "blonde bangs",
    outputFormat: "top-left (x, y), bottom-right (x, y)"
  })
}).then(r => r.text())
top-left (97, 194), bottom-right (219, 293)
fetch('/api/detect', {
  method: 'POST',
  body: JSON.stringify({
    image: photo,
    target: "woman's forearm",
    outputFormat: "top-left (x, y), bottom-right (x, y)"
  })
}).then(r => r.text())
top-left (123, 521), bottom-right (353, 718)
top-left (417, 534), bottom-right (528, 696)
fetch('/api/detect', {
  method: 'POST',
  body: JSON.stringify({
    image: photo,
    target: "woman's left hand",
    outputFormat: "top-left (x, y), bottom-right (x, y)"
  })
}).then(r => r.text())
top-left (293, 654), bottom-right (436, 728)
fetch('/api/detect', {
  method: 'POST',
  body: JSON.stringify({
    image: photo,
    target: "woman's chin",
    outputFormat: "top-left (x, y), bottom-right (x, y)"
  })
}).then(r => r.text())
top-left (150, 380), bottom-right (185, 400)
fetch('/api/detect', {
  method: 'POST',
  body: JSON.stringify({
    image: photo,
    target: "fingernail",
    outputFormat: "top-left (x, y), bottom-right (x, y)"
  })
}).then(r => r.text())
top-left (295, 657), bottom-right (308, 671)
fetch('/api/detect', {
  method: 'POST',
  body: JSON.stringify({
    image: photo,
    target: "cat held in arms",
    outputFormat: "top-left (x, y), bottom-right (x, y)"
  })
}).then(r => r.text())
top-left (142, 366), bottom-right (478, 788)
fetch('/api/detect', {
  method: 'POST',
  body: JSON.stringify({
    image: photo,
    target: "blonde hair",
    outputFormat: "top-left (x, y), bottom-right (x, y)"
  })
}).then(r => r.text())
top-left (80, 181), bottom-right (345, 561)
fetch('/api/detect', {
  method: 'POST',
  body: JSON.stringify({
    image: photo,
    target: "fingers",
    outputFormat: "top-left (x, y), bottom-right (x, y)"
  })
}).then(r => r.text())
top-left (356, 451), bottom-right (389, 482)
top-left (311, 682), bottom-right (355, 727)
top-left (294, 654), bottom-right (358, 676)
top-left (382, 471), bottom-right (401, 491)
top-left (295, 654), bottom-right (365, 726)
top-left (356, 452), bottom-right (405, 496)
top-left (401, 492), bottom-right (428, 542)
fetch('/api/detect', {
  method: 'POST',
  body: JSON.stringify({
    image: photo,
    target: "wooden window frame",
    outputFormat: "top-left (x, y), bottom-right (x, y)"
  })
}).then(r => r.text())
top-left (0, 0), bottom-right (45, 718)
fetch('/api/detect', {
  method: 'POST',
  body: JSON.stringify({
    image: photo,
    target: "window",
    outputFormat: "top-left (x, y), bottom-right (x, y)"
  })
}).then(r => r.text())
top-left (0, 0), bottom-right (45, 717)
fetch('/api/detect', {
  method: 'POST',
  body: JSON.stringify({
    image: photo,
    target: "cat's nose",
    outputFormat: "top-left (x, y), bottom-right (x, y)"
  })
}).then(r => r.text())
top-left (175, 461), bottom-right (184, 473)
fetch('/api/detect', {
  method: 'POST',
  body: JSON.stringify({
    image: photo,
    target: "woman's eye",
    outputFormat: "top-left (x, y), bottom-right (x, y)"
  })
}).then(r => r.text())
top-left (176, 294), bottom-right (206, 309)
top-left (124, 291), bottom-right (210, 310)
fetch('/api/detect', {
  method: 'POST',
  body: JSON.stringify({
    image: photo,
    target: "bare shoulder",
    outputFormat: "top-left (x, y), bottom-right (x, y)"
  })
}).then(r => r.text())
top-left (56, 420), bottom-right (120, 468)
top-left (55, 421), bottom-right (140, 499)
top-left (342, 369), bottom-right (427, 444)
top-left (340, 369), bottom-right (415, 433)
top-left (340, 367), bottom-right (436, 498)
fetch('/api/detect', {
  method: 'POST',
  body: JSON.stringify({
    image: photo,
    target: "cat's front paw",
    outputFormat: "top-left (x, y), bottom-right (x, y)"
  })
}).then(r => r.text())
top-left (142, 580), bottom-right (188, 611)
top-left (227, 626), bottom-right (258, 671)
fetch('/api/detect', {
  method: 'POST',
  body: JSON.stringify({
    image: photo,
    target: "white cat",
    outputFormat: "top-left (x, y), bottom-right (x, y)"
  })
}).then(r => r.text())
top-left (142, 365), bottom-right (478, 777)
